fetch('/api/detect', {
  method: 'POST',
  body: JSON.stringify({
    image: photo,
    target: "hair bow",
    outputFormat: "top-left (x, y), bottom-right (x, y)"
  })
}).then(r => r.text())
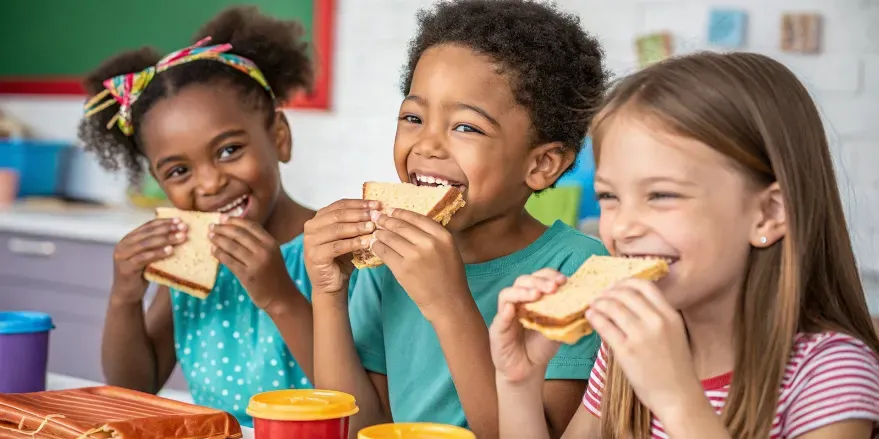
top-left (83, 37), bottom-right (275, 136)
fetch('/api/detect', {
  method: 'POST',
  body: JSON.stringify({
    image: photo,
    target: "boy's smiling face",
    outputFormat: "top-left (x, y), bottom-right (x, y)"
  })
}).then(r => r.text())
top-left (138, 84), bottom-right (290, 227)
top-left (394, 44), bottom-right (539, 231)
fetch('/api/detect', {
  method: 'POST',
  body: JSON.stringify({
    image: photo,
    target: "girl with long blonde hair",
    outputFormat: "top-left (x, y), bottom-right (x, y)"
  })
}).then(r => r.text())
top-left (490, 51), bottom-right (879, 438)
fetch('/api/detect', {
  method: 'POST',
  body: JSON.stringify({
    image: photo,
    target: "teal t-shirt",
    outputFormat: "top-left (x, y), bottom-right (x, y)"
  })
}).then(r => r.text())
top-left (350, 221), bottom-right (607, 427)
top-left (170, 234), bottom-right (313, 427)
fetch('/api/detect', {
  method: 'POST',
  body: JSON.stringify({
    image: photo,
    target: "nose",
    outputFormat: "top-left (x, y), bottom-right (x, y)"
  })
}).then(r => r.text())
top-left (610, 200), bottom-right (647, 243)
top-left (194, 165), bottom-right (228, 197)
top-left (412, 125), bottom-right (449, 159)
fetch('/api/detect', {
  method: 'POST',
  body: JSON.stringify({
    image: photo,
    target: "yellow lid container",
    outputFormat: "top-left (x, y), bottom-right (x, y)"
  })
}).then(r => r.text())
top-left (358, 423), bottom-right (476, 439)
top-left (246, 389), bottom-right (359, 421)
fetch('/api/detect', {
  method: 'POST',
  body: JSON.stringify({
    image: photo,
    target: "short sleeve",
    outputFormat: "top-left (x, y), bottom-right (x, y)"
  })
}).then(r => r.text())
top-left (349, 266), bottom-right (388, 375)
top-left (782, 333), bottom-right (879, 438)
top-left (582, 343), bottom-right (608, 417)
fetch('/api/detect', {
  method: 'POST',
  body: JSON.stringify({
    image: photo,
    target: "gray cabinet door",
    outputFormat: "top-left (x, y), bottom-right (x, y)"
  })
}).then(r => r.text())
top-left (0, 231), bottom-right (187, 390)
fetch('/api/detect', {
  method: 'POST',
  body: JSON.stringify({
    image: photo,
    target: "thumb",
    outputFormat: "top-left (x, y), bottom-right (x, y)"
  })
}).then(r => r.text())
top-left (490, 301), bottom-right (521, 339)
top-left (527, 332), bottom-right (562, 366)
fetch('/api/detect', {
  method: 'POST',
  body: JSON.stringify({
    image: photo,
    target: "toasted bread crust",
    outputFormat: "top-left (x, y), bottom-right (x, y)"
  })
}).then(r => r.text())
top-left (352, 184), bottom-right (465, 269)
top-left (518, 260), bottom-right (669, 327)
top-left (519, 317), bottom-right (593, 344)
top-left (144, 267), bottom-right (211, 299)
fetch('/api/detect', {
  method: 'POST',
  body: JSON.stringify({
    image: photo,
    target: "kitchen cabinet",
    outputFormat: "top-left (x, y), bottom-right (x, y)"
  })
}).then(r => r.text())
top-left (0, 230), bottom-right (188, 390)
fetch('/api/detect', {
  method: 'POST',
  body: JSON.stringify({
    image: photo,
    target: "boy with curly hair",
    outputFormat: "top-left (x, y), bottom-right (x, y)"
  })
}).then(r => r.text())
top-left (303, 1), bottom-right (609, 437)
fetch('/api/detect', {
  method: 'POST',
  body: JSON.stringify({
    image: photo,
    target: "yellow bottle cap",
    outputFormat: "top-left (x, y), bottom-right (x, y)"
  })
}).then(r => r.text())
top-left (358, 423), bottom-right (476, 439)
top-left (246, 389), bottom-right (359, 421)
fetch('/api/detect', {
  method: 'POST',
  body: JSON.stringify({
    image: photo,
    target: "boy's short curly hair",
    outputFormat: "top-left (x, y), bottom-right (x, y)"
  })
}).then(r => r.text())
top-left (402, 0), bottom-right (607, 160)
top-left (77, 6), bottom-right (313, 182)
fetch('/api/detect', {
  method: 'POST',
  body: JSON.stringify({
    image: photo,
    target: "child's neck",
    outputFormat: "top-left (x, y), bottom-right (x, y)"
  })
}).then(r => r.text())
top-left (682, 285), bottom-right (740, 381)
top-left (452, 210), bottom-right (547, 264)
top-left (262, 191), bottom-right (315, 244)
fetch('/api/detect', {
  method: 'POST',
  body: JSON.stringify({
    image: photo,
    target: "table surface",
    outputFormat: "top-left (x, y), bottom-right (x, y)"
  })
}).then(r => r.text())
top-left (46, 373), bottom-right (255, 438)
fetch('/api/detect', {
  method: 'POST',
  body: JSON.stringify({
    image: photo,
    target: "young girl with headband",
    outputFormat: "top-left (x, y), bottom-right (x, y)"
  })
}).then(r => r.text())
top-left (78, 7), bottom-right (319, 426)
top-left (491, 51), bottom-right (879, 438)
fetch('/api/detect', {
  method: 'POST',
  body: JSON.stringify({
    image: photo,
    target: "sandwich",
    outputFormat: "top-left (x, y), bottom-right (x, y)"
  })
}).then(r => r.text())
top-left (518, 256), bottom-right (670, 344)
top-left (143, 207), bottom-right (220, 299)
top-left (352, 182), bottom-right (465, 269)
top-left (0, 386), bottom-right (241, 439)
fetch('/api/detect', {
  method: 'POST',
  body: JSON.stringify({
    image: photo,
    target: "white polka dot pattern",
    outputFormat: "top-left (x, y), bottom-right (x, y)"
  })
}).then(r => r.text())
top-left (170, 236), bottom-right (314, 428)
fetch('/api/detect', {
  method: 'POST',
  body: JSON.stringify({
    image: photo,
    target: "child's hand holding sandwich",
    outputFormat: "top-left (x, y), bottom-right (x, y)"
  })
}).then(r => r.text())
top-left (489, 269), bottom-right (567, 384)
top-left (111, 217), bottom-right (188, 305)
top-left (303, 199), bottom-right (378, 296)
top-left (370, 208), bottom-right (470, 321)
top-left (208, 215), bottom-right (294, 311)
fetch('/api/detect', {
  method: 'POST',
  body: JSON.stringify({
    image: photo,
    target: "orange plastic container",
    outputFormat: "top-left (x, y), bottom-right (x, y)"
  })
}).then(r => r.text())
top-left (358, 423), bottom-right (476, 439)
top-left (246, 389), bottom-right (359, 439)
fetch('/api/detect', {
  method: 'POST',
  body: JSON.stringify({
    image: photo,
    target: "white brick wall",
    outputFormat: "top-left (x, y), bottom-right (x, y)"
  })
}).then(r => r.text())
top-left (1, 0), bottom-right (877, 292)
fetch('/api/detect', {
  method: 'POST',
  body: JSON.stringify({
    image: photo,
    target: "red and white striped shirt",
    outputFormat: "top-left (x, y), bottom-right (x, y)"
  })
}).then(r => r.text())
top-left (583, 332), bottom-right (879, 438)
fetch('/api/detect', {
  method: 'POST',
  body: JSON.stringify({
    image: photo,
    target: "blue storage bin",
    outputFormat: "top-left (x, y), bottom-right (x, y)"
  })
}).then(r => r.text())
top-left (0, 140), bottom-right (72, 197)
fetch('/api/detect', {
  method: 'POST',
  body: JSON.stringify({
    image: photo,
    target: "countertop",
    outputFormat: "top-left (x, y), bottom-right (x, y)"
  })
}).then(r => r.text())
top-left (46, 373), bottom-right (255, 439)
top-left (0, 200), bottom-right (600, 246)
top-left (0, 201), bottom-right (152, 244)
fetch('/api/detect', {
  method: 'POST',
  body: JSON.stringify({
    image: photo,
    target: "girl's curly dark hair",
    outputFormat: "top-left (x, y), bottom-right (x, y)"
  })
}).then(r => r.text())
top-left (77, 6), bottom-right (313, 182)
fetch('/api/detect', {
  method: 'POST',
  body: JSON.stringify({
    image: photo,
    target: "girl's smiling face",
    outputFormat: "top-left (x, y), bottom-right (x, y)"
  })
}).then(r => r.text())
top-left (138, 83), bottom-right (290, 227)
top-left (393, 44), bottom-right (541, 231)
top-left (595, 113), bottom-right (762, 311)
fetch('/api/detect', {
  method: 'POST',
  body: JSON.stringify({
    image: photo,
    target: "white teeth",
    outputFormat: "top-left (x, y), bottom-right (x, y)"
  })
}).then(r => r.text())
top-left (415, 174), bottom-right (454, 187)
top-left (217, 195), bottom-right (248, 213)
top-left (622, 254), bottom-right (676, 263)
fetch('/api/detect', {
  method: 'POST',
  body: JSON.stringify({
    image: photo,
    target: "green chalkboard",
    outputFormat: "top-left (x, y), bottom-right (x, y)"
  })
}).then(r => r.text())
top-left (0, 0), bottom-right (335, 109)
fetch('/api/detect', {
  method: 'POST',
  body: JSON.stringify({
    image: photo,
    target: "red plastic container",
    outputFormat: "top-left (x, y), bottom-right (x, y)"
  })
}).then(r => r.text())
top-left (246, 389), bottom-right (359, 439)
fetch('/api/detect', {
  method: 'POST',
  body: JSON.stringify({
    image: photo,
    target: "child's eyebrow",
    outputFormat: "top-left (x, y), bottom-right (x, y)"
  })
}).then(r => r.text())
top-left (452, 102), bottom-right (500, 128)
top-left (403, 95), bottom-right (501, 128)
top-left (208, 129), bottom-right (248, 147)
top-left (155, 155), bottom-right (184, 170)
top-left (640, 176), bottom-right (697, 187)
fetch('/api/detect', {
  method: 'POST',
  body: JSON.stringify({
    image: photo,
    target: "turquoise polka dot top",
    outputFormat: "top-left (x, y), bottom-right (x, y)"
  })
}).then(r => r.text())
top-left (169, 234), bottom-right (313, 428)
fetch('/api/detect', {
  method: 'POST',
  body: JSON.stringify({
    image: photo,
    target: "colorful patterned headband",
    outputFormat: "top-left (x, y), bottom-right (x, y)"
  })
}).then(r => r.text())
top-left (83, 37), bottom-right (276, 136)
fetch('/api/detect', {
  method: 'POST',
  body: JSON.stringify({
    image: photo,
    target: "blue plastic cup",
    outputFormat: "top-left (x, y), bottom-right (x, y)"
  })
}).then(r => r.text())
top-left (0, 311), bottom-right (54, 393)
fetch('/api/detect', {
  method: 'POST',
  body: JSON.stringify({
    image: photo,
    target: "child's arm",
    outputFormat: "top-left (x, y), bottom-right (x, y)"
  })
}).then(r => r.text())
top-left (305, 200), bottom-right (392, 435)
top-left (102, 218), bottom-right (185, 393)
top-left (102, 286), bottom-right (177, 393)
top-left (312, 292), bottom-right (392, 433)
top-left (370, 209), bottom-right (500, 437)
top-left (210, 217), bottom-right (316, 380)
top-left (431, 298), bottom-right (499, 437)
top-left (491, 271), bottom-right (601, 439)
top-left (262, 293), bottom-right (314, 380)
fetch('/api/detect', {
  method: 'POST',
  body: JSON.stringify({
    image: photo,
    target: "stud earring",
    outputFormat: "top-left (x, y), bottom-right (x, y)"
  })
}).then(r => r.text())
top-left (760, 236), bottom-right (768, 244)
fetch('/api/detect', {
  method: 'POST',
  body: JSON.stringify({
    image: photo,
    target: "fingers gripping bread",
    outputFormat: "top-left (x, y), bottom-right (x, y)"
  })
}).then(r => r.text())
top-left (352, 182), bottom-right (465, 269)
top-left (518, 256), bottom-right (670, 344)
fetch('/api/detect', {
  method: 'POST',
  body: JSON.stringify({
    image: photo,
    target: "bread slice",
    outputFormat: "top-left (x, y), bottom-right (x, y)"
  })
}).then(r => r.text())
top-left (143, 207), bottom-right (220, 299)
top-left (519, 256), bottom-right (670, 344)
top-left (352, 182), bottom-right (466, 269)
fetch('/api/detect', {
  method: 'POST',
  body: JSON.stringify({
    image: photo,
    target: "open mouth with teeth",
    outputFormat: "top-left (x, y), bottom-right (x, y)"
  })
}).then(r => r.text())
top-left (216, 194), bottom-right (252, 218)
top-left (410, 173), bottom-right (466, 191)
top-left (621, 254), bottom-right (679, 265)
